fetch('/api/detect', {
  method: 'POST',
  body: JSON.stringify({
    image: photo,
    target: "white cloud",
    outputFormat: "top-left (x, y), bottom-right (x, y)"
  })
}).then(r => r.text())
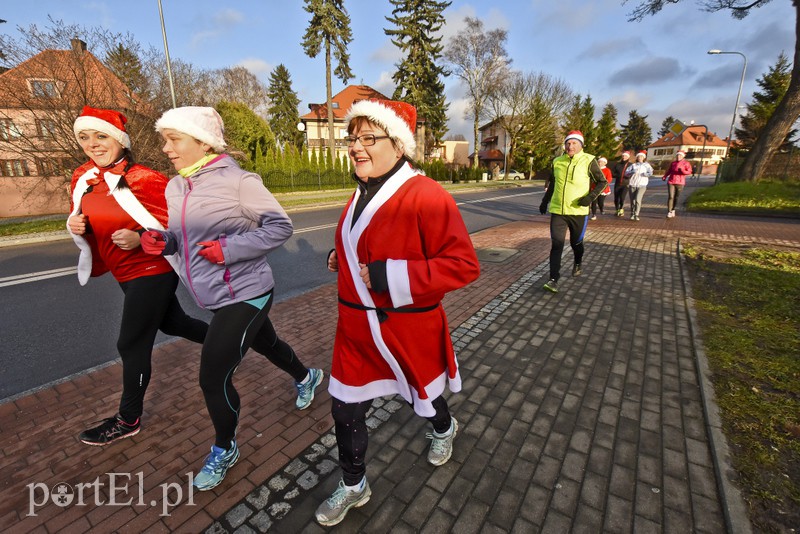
top-left (372, 71), bottom-right (396, 97)
top-left (190, 8), bottom-right (245, 48)
top-left (237, 58), bottom-right (273, 78)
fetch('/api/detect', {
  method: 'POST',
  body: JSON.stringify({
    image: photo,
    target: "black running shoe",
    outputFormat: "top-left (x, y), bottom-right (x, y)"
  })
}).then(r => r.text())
top-left (79, 414), bottom-right (140, 446)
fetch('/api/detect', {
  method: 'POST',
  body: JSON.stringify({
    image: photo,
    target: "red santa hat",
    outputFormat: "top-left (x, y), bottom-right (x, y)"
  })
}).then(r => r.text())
top-left (155, 106), bottom-right (227, 152)
top-left (676, 150), bottom-right (686, 157)
top-left (344, 99), bottom-right (417, 159)
top-left (564, 130), bottom-right (584, 145)
top-left (636, 150), bottom-right (647, 158)
top-left (621, 150), bottom-right (631, 158)
top-left (73, 106), bottom-right (131, 149)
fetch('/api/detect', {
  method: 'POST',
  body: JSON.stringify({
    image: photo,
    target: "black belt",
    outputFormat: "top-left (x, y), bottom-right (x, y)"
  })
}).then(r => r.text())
top-left (338, 297), bottom-right (439, 323)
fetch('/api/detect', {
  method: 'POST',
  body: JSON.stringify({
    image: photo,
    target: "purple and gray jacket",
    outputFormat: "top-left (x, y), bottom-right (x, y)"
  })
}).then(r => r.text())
top-left (161, 155), bottom-right (292, 310)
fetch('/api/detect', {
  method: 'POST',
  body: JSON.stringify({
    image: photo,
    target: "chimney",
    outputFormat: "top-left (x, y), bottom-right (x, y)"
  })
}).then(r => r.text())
top-left (71, 37), bottom-right (87, 53)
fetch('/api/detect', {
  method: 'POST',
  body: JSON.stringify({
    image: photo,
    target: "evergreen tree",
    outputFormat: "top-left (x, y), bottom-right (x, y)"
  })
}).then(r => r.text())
top-left (385, 0), bottom-right (452, 155)
top-left (267, 64), bottom-right (304, 149)
top-left (658, 115), bottom-right (677, 138)
top-left (563, 94), bottom-right (595, 152)
top-left (619, 110), bottom-right (652, 152)
top-left (594, 103), bottom-right (620, 160)
top-left (735, 52), bottom-right (795, 151)
top-left (302, 0), bottom-right (353, 162)
top-left (104, 43), bottom-right (147, 97)
top-left (216, 101), bottom-right (276, 171)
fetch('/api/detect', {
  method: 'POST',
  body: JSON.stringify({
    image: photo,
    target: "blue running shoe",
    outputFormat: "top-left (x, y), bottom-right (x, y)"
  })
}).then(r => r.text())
top-left (296, 368), bottom-right (324, 410)
top-left (193, 440), bottom-right (239, 491)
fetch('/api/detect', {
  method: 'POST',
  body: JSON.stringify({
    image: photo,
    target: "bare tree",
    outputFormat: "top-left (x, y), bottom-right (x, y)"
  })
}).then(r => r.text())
top-left (444, 17), bottom-right (511, 168)
top-left (203, 66), bottom-right (270, 117)
top-left (625, 0), bottom-right (799, 182)
top-left (488, 71), bottom-right (574, 171)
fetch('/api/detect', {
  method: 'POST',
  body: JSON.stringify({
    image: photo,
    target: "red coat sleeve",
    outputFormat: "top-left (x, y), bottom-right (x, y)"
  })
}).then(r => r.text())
top-left (403, 182), bottom-right (480, 303)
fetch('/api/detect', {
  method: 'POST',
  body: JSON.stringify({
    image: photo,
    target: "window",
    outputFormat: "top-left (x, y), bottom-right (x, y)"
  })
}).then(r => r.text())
top-left (36, 119), bottom-right (57, 139)
top-left (35, 158), bottom-right (69, 177)
top-left (0, 159), bottom-right (31, 177)
top-left (29, 79), bottom-right (58, 98)
top-left (0, 119), bottom-right (22, 141)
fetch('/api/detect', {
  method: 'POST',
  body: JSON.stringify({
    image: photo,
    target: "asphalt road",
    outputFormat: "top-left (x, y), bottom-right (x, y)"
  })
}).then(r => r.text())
top-left (0, 186), bottom-right (540, 401)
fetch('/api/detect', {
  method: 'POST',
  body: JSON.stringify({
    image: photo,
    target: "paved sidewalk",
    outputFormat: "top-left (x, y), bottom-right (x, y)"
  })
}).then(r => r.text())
top-left (1, 178), bottom-right (799, 533)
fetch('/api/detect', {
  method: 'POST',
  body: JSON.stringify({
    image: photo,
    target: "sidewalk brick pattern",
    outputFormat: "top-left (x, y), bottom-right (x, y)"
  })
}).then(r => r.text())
top-left (1, 180), bottom-right (798, 533)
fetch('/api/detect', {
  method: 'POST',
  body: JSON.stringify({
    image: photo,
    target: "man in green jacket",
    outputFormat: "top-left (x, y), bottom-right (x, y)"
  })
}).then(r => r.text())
top-left (539, 130), bottom-right (608, 293)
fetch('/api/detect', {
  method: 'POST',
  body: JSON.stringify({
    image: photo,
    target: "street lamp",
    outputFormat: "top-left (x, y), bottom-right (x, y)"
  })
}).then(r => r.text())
top-left (157, 0), bottom-right (177, 108)
top-left (707, 49), bottom-right (747, 160)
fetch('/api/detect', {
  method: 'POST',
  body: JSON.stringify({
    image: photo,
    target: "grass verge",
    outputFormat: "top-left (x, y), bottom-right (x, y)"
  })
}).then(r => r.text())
top-left (0, 219), bottom-right (67, 237)
top-left (687, 180), bottom-right (800, 215)
top-left (683, 242), bottom-right (800, 532)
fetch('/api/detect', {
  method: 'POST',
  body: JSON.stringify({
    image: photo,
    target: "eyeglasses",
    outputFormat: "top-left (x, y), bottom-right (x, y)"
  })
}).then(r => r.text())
top-left (344, 134), bottom-right (391, 147)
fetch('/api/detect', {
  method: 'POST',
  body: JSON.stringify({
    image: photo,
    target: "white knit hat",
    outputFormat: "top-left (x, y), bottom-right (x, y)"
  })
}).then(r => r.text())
top-left (344, 99), bottom-right (417, 159)
top-left (155, 106), bottom-right (226, 152)
top-left (564, 130), bottom-right (584, 146)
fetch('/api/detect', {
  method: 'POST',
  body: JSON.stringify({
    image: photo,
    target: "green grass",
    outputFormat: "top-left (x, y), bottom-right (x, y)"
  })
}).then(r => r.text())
top-left (683, 244), bottom-right (800, 532)
top-left (687, 180), bottom-right (800, 215)
top-left (0, 219), bottom-right (67, 237)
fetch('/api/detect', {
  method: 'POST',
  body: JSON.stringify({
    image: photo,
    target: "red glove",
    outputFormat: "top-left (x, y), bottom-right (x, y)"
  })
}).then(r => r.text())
top-left (140, 230), bottom-right (166, 255)
top-left (197, 240), bottom-right (225, 265)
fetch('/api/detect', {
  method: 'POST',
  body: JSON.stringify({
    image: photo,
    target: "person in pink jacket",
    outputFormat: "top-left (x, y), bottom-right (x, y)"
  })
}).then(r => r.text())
top-left (662, 150), bottom-right (693, 218)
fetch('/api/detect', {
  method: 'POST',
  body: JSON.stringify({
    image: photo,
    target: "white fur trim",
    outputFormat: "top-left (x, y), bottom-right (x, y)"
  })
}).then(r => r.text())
top-left (386, 259), bottom-right (412, 307)
top-left (565, 132), bottom-right (584, 145)
top-left (73, 116), bottom-right (131, 148)
top-left (345, 100), bottom-right (416, 159)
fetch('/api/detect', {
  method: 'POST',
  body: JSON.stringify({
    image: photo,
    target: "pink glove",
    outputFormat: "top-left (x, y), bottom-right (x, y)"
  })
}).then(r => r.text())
top-left (197, 240), bottom-right (225, 265)
top-left (140, 230), bottom-right (166, 255)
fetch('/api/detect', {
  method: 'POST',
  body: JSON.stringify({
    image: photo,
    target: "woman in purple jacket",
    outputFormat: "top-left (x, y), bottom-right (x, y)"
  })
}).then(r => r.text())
top-left (141, 106), bottom-right (323, 491)
top-left (662, 150), bottom-right (693, 218)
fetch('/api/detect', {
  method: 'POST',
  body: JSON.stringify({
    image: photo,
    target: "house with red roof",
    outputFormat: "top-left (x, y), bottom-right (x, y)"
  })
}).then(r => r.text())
top-left (0, 38), bottom-right (144, 216)
top-left (298, 85), bottom-right (427, 162)
top-left (467, 118), bottom-right (512, 178)
top-left (646, 125), bottom-right (728, 173)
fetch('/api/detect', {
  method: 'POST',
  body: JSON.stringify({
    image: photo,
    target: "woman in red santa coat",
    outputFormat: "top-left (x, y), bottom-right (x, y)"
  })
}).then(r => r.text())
top-left (67, 106), bottom-right (207, 446)
top-left (315, 99), bottom-right (480, 527)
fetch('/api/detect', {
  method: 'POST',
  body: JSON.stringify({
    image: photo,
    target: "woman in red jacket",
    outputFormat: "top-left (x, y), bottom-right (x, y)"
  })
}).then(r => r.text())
top-left (662, 150), bottom-right (693, 218)
top-left (67, 106), bottom-right (207, 446)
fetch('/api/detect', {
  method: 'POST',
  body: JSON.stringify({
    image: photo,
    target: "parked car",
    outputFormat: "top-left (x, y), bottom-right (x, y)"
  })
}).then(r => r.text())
top-left (502, 169), bottom-right (525, 180)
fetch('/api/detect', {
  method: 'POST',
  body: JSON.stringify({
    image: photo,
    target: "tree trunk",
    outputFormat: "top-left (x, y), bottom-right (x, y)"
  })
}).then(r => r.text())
top-left (325, 41), bottom-right (336, 165)
top-left (472, 113), bottom-right (480, 169)
top-left (736, 1), bottom-right (800, 182)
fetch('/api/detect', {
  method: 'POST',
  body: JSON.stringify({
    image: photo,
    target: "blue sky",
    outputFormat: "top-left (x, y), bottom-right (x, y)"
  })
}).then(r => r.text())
top-left (1, 0), bottom-right (795, 148)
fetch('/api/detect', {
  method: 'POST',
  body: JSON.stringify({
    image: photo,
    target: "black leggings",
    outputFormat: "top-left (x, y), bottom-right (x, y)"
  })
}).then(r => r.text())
top-left (200, 292), bottom-right (308, 448)
top-left (613, 182), bottom-right (628, 210)
top-left (332, 395), bottom-right (451, 486)
top-left (117, 271), bottom-right (207, 422)
top-left (591, 195), bottom-right (606, 216)
top-left (549, 214), bottom-right (588, 281)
